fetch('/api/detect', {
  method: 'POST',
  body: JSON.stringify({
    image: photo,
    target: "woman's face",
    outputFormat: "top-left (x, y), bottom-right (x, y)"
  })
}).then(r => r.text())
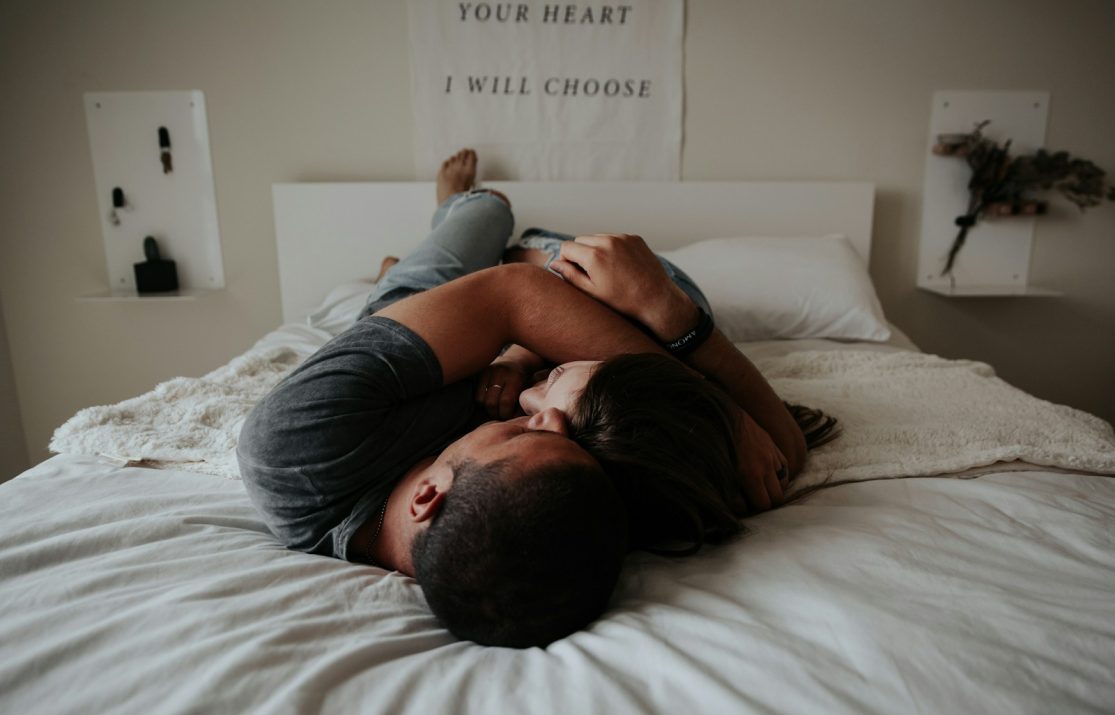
top-left (519, 360), bottom-right (600, 416)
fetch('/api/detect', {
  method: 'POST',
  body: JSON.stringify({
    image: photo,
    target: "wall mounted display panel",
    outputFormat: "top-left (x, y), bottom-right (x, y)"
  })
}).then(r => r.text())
top-left (918, 91), bottom-right (1052, 296)
top-left (84, 91), bottom-right (224, 297)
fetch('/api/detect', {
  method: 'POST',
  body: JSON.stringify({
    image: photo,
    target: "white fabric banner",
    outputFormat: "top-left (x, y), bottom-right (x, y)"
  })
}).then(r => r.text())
top-left (407, 0), bottom-right (683, 180)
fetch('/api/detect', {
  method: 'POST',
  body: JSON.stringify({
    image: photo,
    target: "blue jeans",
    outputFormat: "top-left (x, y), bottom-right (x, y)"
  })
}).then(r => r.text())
top-left (360, 190), bottom-right (711, 319)
top-left (360, 190), bottom-right (515, 317)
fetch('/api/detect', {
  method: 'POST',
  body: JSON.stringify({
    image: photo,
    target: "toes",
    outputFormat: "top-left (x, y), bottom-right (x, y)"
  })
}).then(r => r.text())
top-left (442, 149), bottom-right (471, 171)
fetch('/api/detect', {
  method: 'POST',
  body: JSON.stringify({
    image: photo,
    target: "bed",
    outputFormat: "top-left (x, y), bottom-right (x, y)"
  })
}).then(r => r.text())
top-left (4, 181), bottom-right (1114, 714)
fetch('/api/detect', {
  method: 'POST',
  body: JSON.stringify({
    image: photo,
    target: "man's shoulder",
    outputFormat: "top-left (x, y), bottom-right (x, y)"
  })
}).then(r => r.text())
top-left (287, 316), bottom-right (444, 393)
top-left (325, 315), bottom-right (439, 361)
top-left (238, 314), bottom-right (481, 473)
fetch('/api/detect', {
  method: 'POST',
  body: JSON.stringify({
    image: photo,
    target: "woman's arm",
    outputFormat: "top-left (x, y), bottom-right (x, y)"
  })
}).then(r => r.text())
top-left (474, 344), bottom-right (546, 419)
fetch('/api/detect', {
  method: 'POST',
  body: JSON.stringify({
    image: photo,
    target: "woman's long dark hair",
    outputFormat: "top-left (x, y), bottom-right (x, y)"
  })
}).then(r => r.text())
top-left (783, 401), bottom-right (841, 450)
top-left (569, 353), bottom-right (742, 555)
top-left (570, 354), bottom-right (841, 556)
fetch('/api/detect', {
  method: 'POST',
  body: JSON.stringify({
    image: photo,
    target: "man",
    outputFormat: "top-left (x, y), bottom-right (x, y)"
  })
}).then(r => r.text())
top-left (238, 149), bottom-right (804, 647)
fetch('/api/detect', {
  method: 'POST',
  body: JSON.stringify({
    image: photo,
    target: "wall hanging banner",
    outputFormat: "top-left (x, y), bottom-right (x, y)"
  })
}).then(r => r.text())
top-left (408, 0), bottom-right (683, 180)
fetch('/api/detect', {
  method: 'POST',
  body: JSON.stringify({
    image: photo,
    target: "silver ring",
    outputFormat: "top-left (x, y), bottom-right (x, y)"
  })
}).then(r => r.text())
top-left (486, 384), bottom-right (504, 392)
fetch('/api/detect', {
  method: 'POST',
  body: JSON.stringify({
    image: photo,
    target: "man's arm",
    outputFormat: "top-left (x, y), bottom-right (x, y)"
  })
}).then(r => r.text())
top-left (374, 263), bottom-right (667, 385)
top-left (551, 234), bottom-right (807, 477)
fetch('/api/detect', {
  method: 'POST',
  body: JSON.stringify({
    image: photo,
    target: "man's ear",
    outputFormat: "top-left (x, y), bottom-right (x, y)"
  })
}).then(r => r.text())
top-left (409, 480), bottom-right (448, 524)
top-left (526, 407), bottom-right (570, 436)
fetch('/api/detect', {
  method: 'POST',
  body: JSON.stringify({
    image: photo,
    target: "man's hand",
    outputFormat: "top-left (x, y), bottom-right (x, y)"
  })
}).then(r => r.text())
top-left (550, 234), bottom-right (696, 340)
top-left (731, 407), bottom-right (788, 515)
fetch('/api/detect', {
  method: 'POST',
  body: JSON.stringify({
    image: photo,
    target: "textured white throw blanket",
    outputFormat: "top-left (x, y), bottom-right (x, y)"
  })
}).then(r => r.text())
top-left (756, 351), bottom-right (1115, 493)
top-left (51, 346), bottom-right (302, 479)
top-left (51, 347), bottom-right (1115, 486)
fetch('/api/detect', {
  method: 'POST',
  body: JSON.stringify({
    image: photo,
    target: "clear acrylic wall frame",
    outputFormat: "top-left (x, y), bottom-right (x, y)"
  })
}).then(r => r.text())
top-left (916, 90), bottom-right (1060, 297)
top-left (83, 90), bottom-right (224, 299)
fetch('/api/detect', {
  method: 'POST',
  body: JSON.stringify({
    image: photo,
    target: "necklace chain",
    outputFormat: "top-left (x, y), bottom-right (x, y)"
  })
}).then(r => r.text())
top-left (363, 497), bottom-right (389, 564)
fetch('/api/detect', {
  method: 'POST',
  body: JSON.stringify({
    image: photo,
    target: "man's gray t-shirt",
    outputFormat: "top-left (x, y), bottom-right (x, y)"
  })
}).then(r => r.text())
top-left (237, 316), bottom-right (483, 561)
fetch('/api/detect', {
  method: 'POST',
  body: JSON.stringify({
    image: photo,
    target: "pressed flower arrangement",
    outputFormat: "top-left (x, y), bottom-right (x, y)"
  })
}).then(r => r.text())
top-left (932, 121), bottom-right (1115, 275)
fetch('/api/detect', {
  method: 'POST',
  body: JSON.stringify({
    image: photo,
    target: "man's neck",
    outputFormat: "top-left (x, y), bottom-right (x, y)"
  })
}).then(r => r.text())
top-left (361, 455), bottom-right (437, 575)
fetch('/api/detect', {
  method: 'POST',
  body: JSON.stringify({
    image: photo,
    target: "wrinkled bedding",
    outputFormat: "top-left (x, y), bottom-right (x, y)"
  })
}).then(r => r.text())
top-left (1, 455), bottom-right (1113, 714)
top-left (7, 319), bottom-right (1115, 713)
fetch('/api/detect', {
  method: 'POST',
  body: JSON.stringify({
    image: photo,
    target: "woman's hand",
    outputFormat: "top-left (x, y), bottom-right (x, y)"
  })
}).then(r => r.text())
top-left (730, 407), bottom-right (788, 515)
top-left (474, 345), bottom-right (545, 419)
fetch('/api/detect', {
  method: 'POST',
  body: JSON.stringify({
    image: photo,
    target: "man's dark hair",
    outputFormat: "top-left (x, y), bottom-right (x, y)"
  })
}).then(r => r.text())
top-left (570, 353), bottom-right (743, 555)
top-left (411, 457), bottom-right (627, 648)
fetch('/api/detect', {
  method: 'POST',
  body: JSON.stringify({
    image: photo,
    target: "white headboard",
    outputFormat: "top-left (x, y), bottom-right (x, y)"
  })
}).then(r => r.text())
top-left (273, 181), bottom-right (875, 323)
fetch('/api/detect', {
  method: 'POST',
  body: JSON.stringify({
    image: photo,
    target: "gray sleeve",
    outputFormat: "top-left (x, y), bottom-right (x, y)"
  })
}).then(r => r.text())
top-left (237, 317), bottom-right (478, 559)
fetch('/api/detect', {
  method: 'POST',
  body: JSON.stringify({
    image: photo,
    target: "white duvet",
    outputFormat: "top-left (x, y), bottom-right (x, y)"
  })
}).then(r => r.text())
top-left (2, 455), bottom-right (1113, 714)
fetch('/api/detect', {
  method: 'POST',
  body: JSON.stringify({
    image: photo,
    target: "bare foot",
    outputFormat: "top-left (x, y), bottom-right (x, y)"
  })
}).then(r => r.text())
top-left (437, 149), bottom-right (477, 204)
top-left (374, 256), bottom-right (399, 283)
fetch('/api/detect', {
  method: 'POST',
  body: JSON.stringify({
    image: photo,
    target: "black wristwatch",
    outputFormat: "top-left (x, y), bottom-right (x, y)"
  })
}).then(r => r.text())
top-left (663, 306), bottom-right (714, 357)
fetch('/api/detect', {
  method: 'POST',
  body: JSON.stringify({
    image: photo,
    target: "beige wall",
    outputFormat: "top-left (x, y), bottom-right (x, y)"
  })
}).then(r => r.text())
top-left (1, 0), bottom-right (1113, 469)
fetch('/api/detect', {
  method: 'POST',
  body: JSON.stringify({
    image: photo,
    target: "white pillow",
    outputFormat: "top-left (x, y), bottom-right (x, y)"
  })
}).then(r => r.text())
top-left (306, 280), bottom-right (376, 335)
top-left (658, 235), bottom-right (891, 342)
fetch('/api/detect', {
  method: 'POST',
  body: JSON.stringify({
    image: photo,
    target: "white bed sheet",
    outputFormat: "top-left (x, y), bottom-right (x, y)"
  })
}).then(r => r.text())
top-left (2, 453), bottom-right (1113, 714)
